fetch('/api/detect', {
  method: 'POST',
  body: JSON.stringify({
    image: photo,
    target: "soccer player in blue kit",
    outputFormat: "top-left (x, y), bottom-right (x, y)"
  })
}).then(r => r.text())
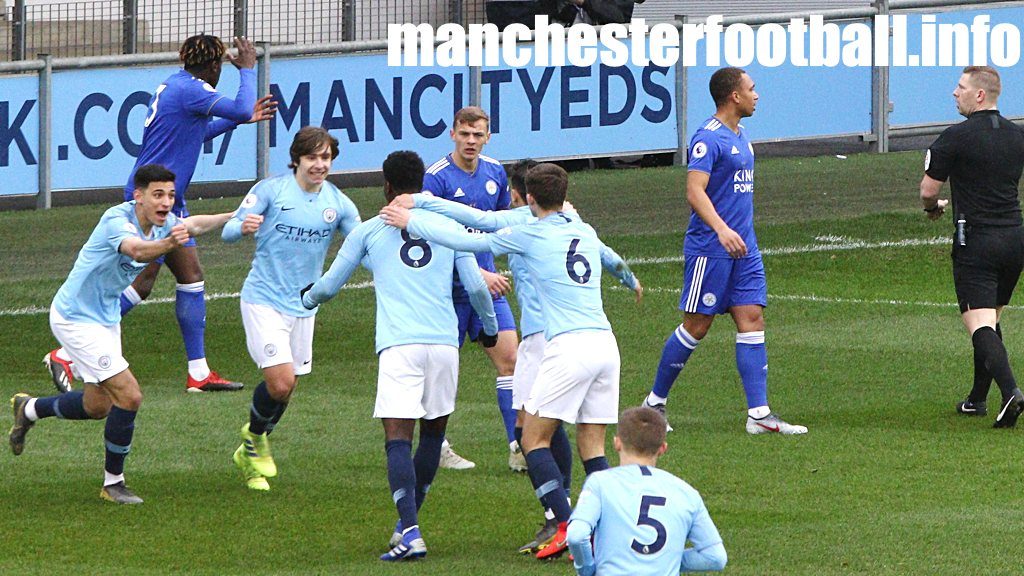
top-left (421, 106), bottom-right (521, 470)
top-left (642, 67), bottom-right (807, 436)
top-left (302, 151), bottom-right (498, 561)
top-left (382, 163), bottom-right (627, 560)
top-left (9, 165), bottom-right (235, 504)
top-left (42, 34), bottom-right (276, 394)
top-left (567, 406), bottom-right (727, 576)
top-left (223, 127), bottom-right (361, 492)
top-left (388, 158), bottom-right (643, 554)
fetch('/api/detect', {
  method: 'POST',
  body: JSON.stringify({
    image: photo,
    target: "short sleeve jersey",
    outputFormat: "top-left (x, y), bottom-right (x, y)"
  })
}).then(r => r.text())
top-left (233, 174), bottom-right (361, 317)
top-left (570, 465), bottom-right (724, 576)
top-left (124, 68), bottom-right (256, 215)
top-left (486, 212), bottom-right (610, 339)
top-left (331, 213), bottom-right (473, 352)
top-left (685, 116), bottom-right (759, 258)
top-left (925, 109), bottom-right (1024, 227)
top-left (422, 153), bottom-right (511, 301)
top-left (53, 202), bottom-right (180, 325)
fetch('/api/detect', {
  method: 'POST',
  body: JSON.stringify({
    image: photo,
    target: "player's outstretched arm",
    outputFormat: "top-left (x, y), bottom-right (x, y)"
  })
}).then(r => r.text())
top-left (301, 232), bottom-right (365, 309)
top-left (182, 212), bottom-right (235, 237)
top-left (566, 520), bottom-right (597, 576)
top-left (686, 170), bottom-right (746, 258)
top-left (456, 253), bottom-right (498, 344)
top-left (381, 206), bottom-right (493, 253)
top-left (404, 194), bottom-right (527, 231)
top-left (599, 243), bottom-right (642, 302)
top-left (120, 223), bottom-right (189, 262)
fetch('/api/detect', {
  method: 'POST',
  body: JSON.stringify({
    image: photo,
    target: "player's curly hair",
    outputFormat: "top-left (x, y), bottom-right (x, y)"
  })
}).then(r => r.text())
top-left (709, 67), bottom-right (746, 107)
top-left (382, 151), bottom-right (425, 195)
top-left (179, 34), bottom-right (225, 69)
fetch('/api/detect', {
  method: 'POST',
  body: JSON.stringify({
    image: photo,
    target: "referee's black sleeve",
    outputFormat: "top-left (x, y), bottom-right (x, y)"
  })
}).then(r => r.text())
top-left (925, 127), bottom-right (958, 182)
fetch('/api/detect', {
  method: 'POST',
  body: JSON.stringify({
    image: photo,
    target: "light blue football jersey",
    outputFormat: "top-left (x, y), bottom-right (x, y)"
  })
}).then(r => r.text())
top-left (124, 68), bottom-right (256, 215)
top-left (408, 210), bottom-right (610, 340)
top-left (411, 195), bottom-right (638, 339)
top-left (685, 116), bottom-right (759, 258)
top-left (53, 201), bottom-right (180, 325)
top-left (422, 153), bottom-right (510, 302)
top-left (304, 211), bottom-right (497, 353)
top-left (223, 174), bottom-right (361, 317)
top-left (570, 465), bottom-right (724, 576)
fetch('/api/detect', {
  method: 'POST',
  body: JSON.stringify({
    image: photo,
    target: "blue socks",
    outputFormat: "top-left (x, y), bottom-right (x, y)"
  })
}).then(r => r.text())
top-left (496, 376), bottom-right (517, 443)
top-left (386, 439), bottom-right (418, 534)
top-left (736, 331), bottom-right (769, 409)
top-left (119, 285), bottom-right (142, 316)
top-left (413, 428), bottom-right (445, 510)
top-left (550, 424), bottom-right (573, 491)
top-left (525, 448), bottom-right (571, 522)
top-left (175, 282), bottom-right (207, 362)
top-left (250, 381), bottom-right (282, 435)
top-left (583, 456), bottom-right (609, 477)
top-left (652, 325), bottom-right (700, 398)
top-left (33, 391), bottom-right (89, 420)
top-left (104, 406), bottom-right (137, 477)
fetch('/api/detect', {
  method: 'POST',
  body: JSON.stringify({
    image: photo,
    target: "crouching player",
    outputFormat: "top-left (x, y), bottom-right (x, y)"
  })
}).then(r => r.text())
top-left (567, 406), bottom-right (727, 576)
top-left (302, 150), bottom-right (498, 561)
top-left (9, 164), bottom-right (234, 503)
top-left (223, 126), bottom-right (361, 491)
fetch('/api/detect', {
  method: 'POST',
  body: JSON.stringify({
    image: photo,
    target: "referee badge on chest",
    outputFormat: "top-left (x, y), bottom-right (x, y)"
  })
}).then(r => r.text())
top-left (702, 292), bottom-right (717, 307)
top-left (486, 180), bottom-right (498, 195)
top-left (322, 208), bottom-right (337, 223)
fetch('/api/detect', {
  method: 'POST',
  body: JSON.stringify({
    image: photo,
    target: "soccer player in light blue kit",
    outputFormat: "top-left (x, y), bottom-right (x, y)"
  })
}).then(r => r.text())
top-left (422, 106), bottom-right (520, 470)
top-left (382, 163), bottom-right (625, 560)
top-left (389, 158), bottom-right (643, 553)
top-left (43, 34), bottom-right (277, 394)
top-left (9, 165), bottom-right (235, 504)
top-left (642, 67), bottom-right (807, 435)
top-left (223, 127), bottom-right (361, 491)
top-left (302, 151), bottom-right (498, 561)
top-left (567, 406), bottom-right (727, 576)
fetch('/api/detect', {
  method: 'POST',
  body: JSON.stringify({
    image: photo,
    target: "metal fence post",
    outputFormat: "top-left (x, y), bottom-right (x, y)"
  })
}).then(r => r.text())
top-left (123, 0), bottom-right (138, 54)
top-left (341, 0), bottom-right (355, 41)
top-left (871, 0), bottom-right (890, 153)
top-left (256, 42), bottom-right (270, 181)
top-left (234, 0), bottom-right (248, 39)
top-left (450, 0), bottom-right (463, 25)
top-left (37, 54), bottom-right (52, 210)
top-left (12, 0), bottom-right (26, 61)
top-left (674, 15), bottom-right (688, 166)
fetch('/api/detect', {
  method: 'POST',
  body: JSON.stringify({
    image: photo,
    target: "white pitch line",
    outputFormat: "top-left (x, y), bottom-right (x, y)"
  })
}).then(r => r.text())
top-left (0, 236), bottom-right (952, 318)
top-left (609, 285), bottom-right (963, 309)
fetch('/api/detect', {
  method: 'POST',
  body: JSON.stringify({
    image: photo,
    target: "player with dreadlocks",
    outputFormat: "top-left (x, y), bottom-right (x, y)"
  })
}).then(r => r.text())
top-left (42, 35), bottom-right (277, 394)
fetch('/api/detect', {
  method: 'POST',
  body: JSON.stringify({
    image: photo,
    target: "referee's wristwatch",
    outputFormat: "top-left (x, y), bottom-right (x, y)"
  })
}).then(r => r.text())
top-left (924, 205), bottom-right (943, 213)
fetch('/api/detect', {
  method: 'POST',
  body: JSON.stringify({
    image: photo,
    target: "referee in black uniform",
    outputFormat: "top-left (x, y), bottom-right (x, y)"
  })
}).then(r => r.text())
top-left (921, 65), bottom-right (1024, 428)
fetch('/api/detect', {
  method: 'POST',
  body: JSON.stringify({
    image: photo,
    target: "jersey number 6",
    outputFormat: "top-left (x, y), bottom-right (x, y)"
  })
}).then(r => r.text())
top-left (565, 238), bottom-right (592, 284)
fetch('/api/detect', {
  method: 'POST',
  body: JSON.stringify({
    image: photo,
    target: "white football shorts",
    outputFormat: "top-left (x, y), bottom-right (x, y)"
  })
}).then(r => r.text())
top-left (512, 332), bottom-right (546, 411)
top-left (241, 300), bottom-right (315, 376)
top-left (49, 305), bottom-right (129, 385)
top-left (524, 330), bottom-right (620, 425)
top-left (374, 344), bottom-right (459, 420)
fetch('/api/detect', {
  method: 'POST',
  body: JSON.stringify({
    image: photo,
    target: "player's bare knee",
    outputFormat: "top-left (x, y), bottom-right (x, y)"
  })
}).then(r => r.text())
top-left (266, 377), bottom-right (295, 401)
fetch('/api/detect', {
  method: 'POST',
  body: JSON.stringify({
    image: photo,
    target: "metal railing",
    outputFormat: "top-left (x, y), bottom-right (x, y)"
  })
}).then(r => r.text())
top-left (2, 0), bottom-right (491, 61)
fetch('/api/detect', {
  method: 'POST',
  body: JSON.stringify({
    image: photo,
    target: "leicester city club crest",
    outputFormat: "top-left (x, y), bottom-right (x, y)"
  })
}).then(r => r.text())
top-left (486, 180), bottom-right (498, 195)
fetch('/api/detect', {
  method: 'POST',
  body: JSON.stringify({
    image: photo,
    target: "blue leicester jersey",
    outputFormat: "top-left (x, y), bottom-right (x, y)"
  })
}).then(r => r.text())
top-left (423, 153), bottom-right (510, 301)
top-left (412, 195), bottom-right (639, 339)
top-left (571, 465), bottom-right (724, 576)
top-left (305, 211), bottom-right (497, 353)
top-left (223, 174), bottom-right (361, 318)
top-left (53, 202), bottom-right (180, 326)
top-left (124, 68), bottom-right (257, 215)
top-left (409, 211), bottom-right (611, 340)
top-left (685, 116), bottom-right (759, 258)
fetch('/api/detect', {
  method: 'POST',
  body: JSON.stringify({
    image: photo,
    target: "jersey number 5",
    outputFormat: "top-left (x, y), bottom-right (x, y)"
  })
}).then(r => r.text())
top-left (565, 238), bottom-right (592, 284)
top-left (631, 495), bottom-right (668, 555)
top-left (400, 230), bottom-right (432, 268)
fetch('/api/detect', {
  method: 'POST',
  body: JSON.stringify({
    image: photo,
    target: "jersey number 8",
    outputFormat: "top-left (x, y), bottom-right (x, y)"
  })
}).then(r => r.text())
top-left (400, 230), bottom-right (432, 268)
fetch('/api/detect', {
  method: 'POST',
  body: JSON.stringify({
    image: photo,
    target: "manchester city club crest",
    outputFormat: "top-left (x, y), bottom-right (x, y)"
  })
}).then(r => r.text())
top-left (241, 193), bottom-right (257, 208)
top-left (264, 343), bottom-right (277, 357)
top-left (486, 180), bottom-right (498, 195)
top-left (98, 355), bottom-right (111, 369)
top-left (323, 208), bottom-right (337, 223)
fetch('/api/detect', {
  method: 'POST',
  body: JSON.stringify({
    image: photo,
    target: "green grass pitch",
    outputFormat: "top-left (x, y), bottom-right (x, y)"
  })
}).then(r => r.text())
top-left (1, 150), bottom-right (1022, 575)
